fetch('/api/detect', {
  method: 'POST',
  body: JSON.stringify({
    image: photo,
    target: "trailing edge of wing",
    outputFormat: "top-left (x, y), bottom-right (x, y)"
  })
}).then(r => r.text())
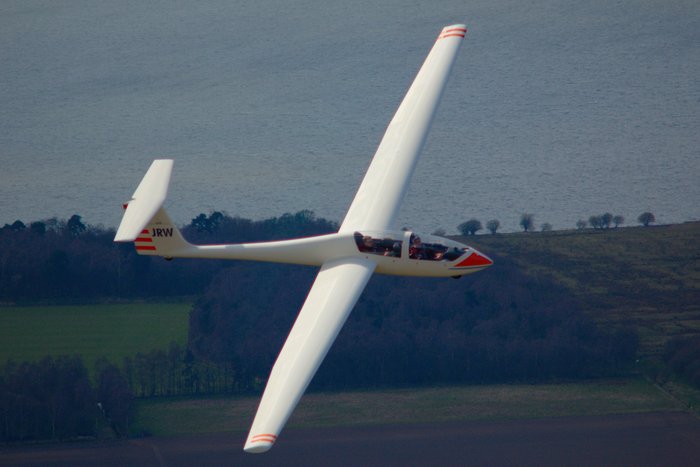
top-left (243, 257), bottom-right (376, 453)
top-left (114, 159), bottom-right (173, 242)
top-left (339, 24), bottom-right (466, 233)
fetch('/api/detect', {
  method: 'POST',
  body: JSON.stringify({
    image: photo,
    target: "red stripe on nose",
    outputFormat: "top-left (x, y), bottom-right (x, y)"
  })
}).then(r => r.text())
top-left (455, 252), bottom-right (493, 268)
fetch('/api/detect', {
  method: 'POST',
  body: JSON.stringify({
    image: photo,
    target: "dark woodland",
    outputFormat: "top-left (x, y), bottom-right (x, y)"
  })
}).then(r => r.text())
top-left (1, 212), bottom-right (641, 441)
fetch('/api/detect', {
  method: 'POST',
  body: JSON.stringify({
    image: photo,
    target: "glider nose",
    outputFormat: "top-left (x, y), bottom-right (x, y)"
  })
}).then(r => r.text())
top-left (473, 250), bottom-right (494, 267)
top-left (454, 249), bottom-right (493, 269)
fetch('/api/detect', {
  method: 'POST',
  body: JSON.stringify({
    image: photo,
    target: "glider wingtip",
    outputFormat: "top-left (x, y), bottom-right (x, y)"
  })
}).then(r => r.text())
top-left (438, 24), bottom-right (467, 39)
top-left (113, 223), bottom-right (139, 243)
top-left (243, 442), bottom-right (273, 454)
top-left (244, 433), bottom-right (278, 454)
top-left (113, 234), bottom-right (134, 243)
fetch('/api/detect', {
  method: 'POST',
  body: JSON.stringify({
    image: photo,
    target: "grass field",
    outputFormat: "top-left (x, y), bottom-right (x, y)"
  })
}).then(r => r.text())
top-left (132, 378), bottom-right (682, 437)
top-left (0, 302), bottom-right (190, 373)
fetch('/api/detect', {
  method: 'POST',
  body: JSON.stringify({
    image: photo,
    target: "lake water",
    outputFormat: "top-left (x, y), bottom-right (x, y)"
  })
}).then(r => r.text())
top-left (1, 0), bottom-right (698, 233)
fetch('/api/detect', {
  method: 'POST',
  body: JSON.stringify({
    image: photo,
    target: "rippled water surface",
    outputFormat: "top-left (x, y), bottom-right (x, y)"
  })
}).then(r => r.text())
top-left (1, 0), bottom-right (698, 233)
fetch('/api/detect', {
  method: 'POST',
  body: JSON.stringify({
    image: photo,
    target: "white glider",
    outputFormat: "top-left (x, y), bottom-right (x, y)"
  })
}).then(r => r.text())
top-left (114, 24), bottom-right (492, 453)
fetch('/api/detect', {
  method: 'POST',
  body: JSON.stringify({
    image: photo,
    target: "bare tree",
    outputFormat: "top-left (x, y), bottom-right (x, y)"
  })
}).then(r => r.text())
top-left (519, 213), bottom-right (534, 232)
top-left (67, 214), bottom-right (86, 237)
top-left (638, 212), bottom-right (655, 227)
top-left (458, 219), bottom-right (482, 235)
top-left (589, 215), bottom-right (603, 230)
top-left (576, 219), bottom-right (587, 230)
top-left (612, 215), bottom-right (624, 228)
top-left (601, 212), bottom-right (613, 229)
top-left (486, 219), bottom-right (500, 235)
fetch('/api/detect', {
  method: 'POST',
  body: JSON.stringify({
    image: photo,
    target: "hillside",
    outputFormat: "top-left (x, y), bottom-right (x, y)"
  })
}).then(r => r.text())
top-left (3, 218), bottom-right (699, 443)
top-left (2, 215), bottom-right (697, 360)
top-left (463, 222), bottom-right (700, 357)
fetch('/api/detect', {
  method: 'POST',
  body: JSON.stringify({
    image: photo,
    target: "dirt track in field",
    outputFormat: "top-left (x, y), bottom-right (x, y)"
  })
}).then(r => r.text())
top-left (3, 411), bottom-right (700, 466)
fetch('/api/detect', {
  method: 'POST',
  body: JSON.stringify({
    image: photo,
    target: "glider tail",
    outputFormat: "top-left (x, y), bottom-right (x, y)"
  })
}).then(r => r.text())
top-left (126, 206), bottom-right (192, 257)
top-left (114, 159), bottom-right (194, 258)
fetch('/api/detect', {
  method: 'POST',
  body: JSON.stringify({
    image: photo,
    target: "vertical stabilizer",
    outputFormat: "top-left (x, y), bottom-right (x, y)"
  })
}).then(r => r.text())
top-left (114, 159), bottom-right (173, 242)
top-left (131, 207), bottom-right (193, 257)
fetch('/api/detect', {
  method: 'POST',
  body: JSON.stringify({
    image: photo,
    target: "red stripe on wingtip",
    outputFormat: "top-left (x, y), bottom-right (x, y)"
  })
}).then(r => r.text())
top-left (251, 437), bottom-right (276, 443)
top-left (251, 433), bottom-right (277, 443)
top-left (136, 245), bottom-right (157, 251)
top-left (439, 27), bottom-right (467, 40)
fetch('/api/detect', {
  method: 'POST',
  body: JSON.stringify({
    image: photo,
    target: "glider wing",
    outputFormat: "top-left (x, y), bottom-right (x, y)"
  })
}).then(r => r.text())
top-left (243, 256), bottom-right (376, 453)
top-left (339, 25), bottom-right (466, 233)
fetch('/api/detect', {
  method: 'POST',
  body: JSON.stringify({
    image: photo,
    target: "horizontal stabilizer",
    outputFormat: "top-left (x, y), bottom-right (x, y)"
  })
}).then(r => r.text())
top-left (114, 159), bottom-right (174, 242)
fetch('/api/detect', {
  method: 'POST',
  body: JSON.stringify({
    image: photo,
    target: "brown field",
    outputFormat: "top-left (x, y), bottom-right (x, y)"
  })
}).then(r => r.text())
top-left (3, 412), bottom-right (700, 466)
top-left (130, 378), bottom-right (680, 437)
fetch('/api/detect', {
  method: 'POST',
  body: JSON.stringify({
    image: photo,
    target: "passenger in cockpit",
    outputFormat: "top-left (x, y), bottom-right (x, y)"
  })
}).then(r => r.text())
top-left (362, 235), bottom-right (375, 251)
top-left (409, 235), bottom-right (425, 259)
top-left (383, 241), bottom-right (401, 257)
top-left (444, 247), bottom-right (464, 261)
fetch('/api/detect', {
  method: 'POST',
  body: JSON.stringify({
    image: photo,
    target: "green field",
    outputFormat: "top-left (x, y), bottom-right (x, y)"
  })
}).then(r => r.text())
top-left (132, 378), bottom-right (681, 437)
top-left (0, 302), bottom-right (190, 372)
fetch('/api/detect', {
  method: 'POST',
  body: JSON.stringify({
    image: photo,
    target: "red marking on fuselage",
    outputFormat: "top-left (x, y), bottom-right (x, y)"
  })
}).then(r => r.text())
top-left (135, 237), bottom-right (152, 242)
top-left (454, 252), bottom-right (492, 268)
top-left (136, 245), bottom-right (157, 251)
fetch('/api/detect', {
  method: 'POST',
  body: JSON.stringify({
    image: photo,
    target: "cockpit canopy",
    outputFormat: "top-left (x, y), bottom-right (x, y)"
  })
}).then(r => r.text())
top-left (354, 231), bottom-right (403, 257)
top-left (353, 231), bottom-right (469, 262)
top-left (406, 232), bottom-right (467, 261)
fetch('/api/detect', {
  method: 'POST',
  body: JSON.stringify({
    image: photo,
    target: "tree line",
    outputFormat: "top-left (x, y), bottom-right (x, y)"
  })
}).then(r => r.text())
top-left (1, 342), bottom-right (263, 443)
top-left (121, 343), bottom-right (241, 398)
top-left (457, 211), bottom-right (657, 235)
top-left (0, 356), bottom-right (132, 442)
top-left (0, 210), bottom-right (336, 303)
top-left (1, 208), bottom-right (659, 301)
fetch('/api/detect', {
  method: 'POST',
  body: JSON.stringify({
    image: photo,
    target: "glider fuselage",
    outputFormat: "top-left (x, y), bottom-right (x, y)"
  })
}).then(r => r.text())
top-left (140, 228), bottom-right (492, 277)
